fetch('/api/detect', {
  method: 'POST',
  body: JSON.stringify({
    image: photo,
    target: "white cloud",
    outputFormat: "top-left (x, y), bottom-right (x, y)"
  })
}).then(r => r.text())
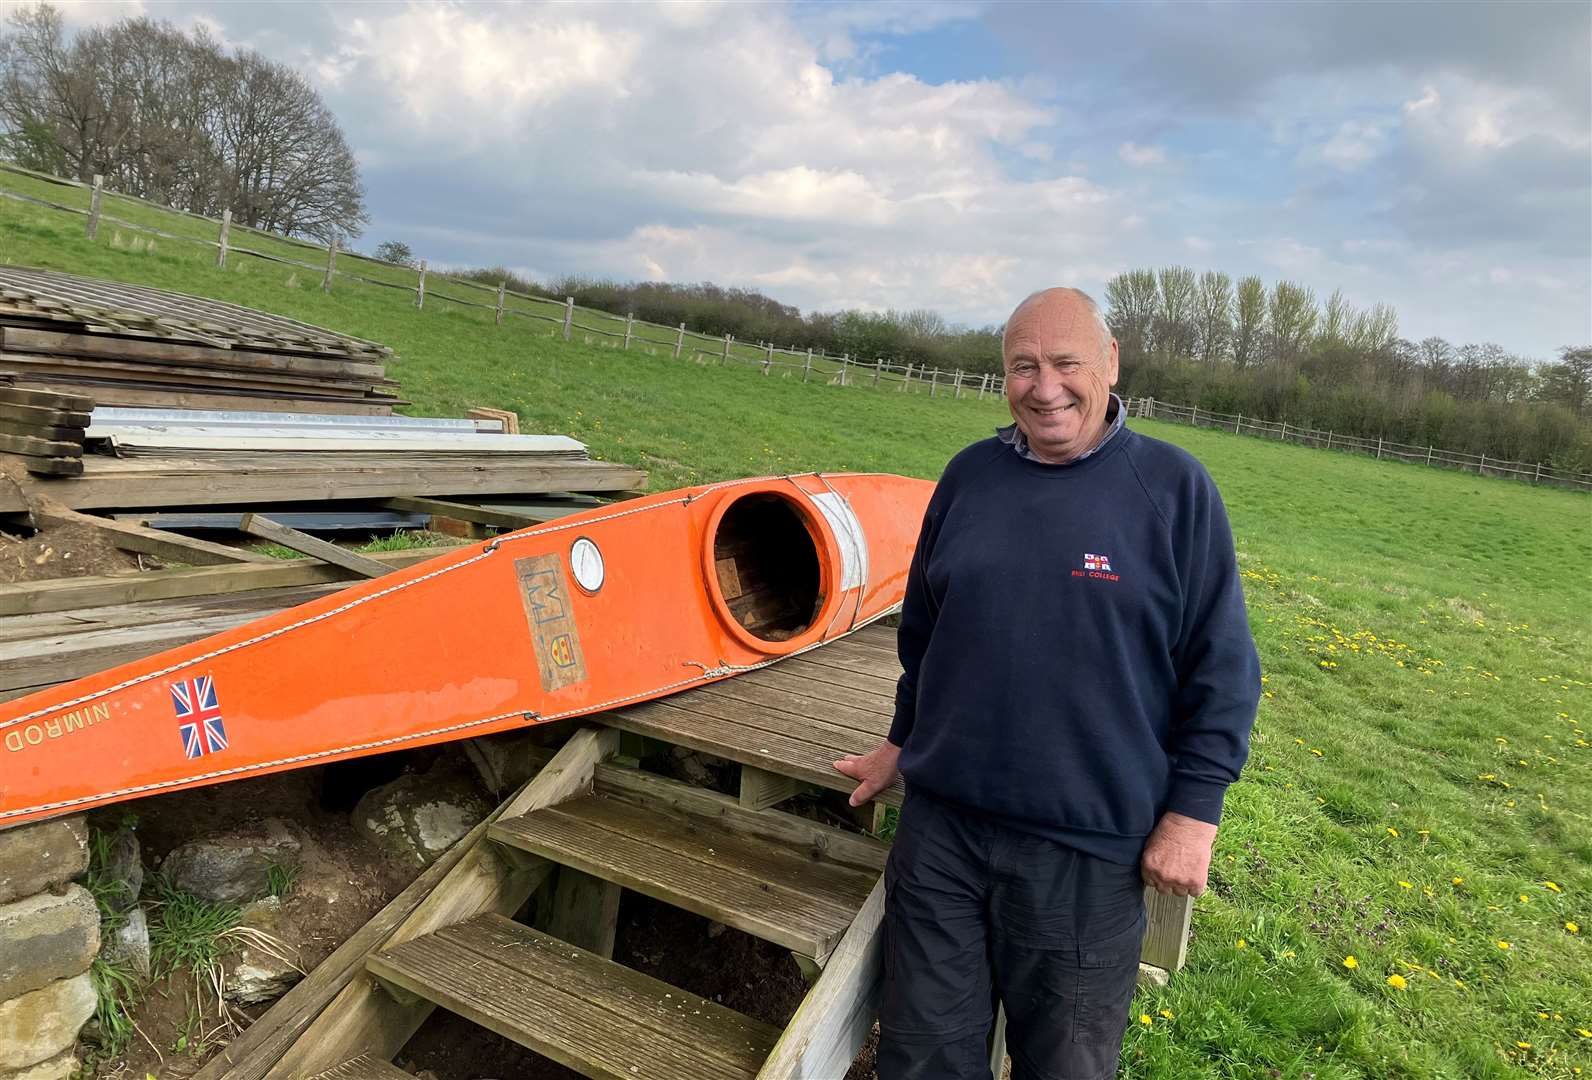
top-left (1118, 141), bottom-right (1167, 166)
top-left (1316, 120), bottom-right (1387, 171)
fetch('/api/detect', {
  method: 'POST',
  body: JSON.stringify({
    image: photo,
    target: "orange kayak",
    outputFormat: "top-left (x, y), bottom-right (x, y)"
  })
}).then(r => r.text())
top-left (1, 473), bottom-right (931, 829)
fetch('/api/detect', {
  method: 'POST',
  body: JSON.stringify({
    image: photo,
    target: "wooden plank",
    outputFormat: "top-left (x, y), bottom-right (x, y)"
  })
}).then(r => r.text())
top-left (0, 432), bottom-right (81, 458)
top-left (0, 457), bottom-right (647, 512)
top-left (649, 690), bottom-right (882, 757)
top-left (739, 765), bottom-right (809, 810)
top-left (3, 381), bottom-right (397, 416)
top-left (0, 419), bottom-right (85, 443)
top-left (35, 507), bottom-right (276, 566)
top-left (2, 326), bottom-right (387, 379)
top-left (436, 915), bottom-right (779, 1072)
top-left (263, 727), bottom-right (617, 1079)
top-left (366, 917), bottom-right (772, 1080)
top-left (702, 680), bottom-right (890, 735)
top-left (795, 643), bottom-right (902, 681)
top-left (467, 406), bottom-right (519, 434)
top-left (593, 765), bottom-right (887, 875)
top-left (545, 866), bottom-right (621, 960)
top-left (735, 666), bottom-right (894, 719)
top-left (491, 798), bottom-right (858, 959)
top-left (239, 513), bottom-right (392, 578)
top-left (379, 495), bottom-right (544, 531)
top-left (0, 385), bottom-right (94, 412)
top-left (776, 657), bottom-right (898, 697)
top-left (13, 454), bottom-right (80, 476)
top-left (0, 402), bottom-right (93, 428)
top-left (1140, 888), bottom-right (1193, 971)
top-left (0, 546), bottom-right (457, 617)
top-left (601, 700), bottom-right (904, 807)
top-left (756, 877), bottom-right (884, 1080)
top-left (0, 351), bottom-right (384, 394)
top-left (190, 732), bottom-right (563, 1080)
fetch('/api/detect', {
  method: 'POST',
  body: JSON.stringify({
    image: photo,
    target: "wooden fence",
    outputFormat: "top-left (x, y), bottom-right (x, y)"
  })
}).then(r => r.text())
top-left (1123, 397), bottom-right (1592, 492)
top-left (2, 162), bottom-right (1587, 493)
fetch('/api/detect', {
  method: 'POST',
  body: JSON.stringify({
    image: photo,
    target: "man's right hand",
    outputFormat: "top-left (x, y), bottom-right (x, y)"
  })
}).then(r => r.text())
top-left (834, 740), bottom-right (902, 807)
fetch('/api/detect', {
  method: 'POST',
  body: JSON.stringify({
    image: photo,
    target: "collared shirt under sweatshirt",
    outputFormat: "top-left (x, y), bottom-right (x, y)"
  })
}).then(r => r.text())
top-left (888, 422), bottom-right (1261, 865)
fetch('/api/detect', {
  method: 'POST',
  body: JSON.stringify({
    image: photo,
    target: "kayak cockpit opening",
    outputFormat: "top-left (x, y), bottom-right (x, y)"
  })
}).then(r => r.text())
top-left (711, 492), bottom-right (823, 642)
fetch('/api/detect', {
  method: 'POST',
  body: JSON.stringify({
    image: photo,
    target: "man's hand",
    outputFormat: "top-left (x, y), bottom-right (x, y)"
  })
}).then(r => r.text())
top-left (1140, 811), bottom-right (1219, 897)
top-left (834, 740), bottom-right (902, 807)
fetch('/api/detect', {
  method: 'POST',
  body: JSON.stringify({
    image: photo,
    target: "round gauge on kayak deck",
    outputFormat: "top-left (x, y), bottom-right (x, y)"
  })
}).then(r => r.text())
top-left (569, 537), bottom-right (605, 593)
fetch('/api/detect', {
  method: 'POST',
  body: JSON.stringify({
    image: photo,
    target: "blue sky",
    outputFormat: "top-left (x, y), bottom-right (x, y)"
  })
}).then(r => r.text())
top-left (52, 0), bottom-right (1592, 358)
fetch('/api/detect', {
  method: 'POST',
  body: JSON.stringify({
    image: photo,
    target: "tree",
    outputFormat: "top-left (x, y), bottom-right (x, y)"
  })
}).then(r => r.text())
top-left (1537, 346), bottom-right (1592, 417)
top-left (1193, 270), bottom-right (1233, 366)
top-left (1267, 280), bottom-right (1317, 365)
top-left (0, 3), bottom-right (366, 240)
top-left (1232, 276), bottom-right (1266, 370)
top-left (1104, 269), bottom-right (1158, 365)
top-left (374, 240), bottom-right (415, 267)
top-left (1154, 266), bottom-right (1198, 360)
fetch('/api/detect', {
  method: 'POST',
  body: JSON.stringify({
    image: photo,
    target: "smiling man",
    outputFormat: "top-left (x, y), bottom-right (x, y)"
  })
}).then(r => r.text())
top-left (836, 288), bottom-right (1261, 1079)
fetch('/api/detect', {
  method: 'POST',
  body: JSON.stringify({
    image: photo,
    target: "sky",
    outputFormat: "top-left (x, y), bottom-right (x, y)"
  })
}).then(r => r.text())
top-left (40, 0), bottom-right (1592, 358)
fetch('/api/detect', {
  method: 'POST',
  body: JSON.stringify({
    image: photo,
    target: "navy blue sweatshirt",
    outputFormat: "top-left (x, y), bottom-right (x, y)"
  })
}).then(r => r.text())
top-left (889, 425), bottom-right (1261, 864)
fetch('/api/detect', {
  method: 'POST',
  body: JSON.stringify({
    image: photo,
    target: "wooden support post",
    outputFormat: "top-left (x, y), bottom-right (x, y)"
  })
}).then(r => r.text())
top-left (238, 514), bottom-right (392, 578)
top-left (86, 174), bottom-right (103, 241)
top-left (495, 281), bottom-right (505, 326)
top-left (215, 208), bottom-right (231, 268)
top-left (1235, 413), bottom-right (1243, 434)
top-left (1326, 431), bottom-right (1333, 450)
top-left (978, 373), bottom-right (989, 400)
top-left (901, 363), bottom-right (912, 392)
top-left (544, 867), bottom-right (621, 960)
top-left (414, 260), bottom-right (427, 309)
top-left (1190, 405), bottom-right (1199, 426)
top-left (839, 354), bottom-right (848, 387)
top-left (1375, 436), bottom-right (1383, 460)
top-left (1478, 452), bottom-right (1486, 475)
top-left (1427, 445), bottom-right (1434, 465)
top-left (1534, 460), bottom-right (1543, 483)
top-left (872, 359), bottom-right (882, 387)
top-left (722, 333), bottom-right (732, 364)
top-left (263, 727), bottom-right (618, 1080)
top-left (322, 237), bottom-right (338, 292)
top-left (35, 508), bottom-right (275, 568)
top-left (803, 348), bottom-right (813, 383)
top-left (954, 371), bottom-right (963, 399)
top-left (622, 312), bottom-right (634, 351)
top-left (562, 297), bottom-right (574, 341)
top-left (763, 341), bottom-right (773, 374)
top-left (673, 322), bottom-right (685, 359)
top-left (929, 369), bottom-right (938, 397)
top-left (739, 765), bottom-right (807, 811)
top-left (1139, 888), bottom-right (1193, 971)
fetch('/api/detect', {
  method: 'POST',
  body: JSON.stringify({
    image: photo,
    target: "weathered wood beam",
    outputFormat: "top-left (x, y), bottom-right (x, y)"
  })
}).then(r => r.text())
top-left (0, 546), bottom-right (456, 617)
top-left (738, 764), bottom-right (809, 811)
top-left (262, 726), bottom-right (619, 1079)
top-left (238, 513), bottom-right (391, 578)
top-left (34, 507), bottom-right (274, 566)
top-left (1140, 888), bottom-right (1193, 971)
top-left (378, 495), bottom-right (544, 531)
top-left (544, 867), bottom-right (622, 960)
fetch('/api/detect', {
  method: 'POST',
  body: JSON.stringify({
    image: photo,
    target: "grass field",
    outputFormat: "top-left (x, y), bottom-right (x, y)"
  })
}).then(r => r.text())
top-left (3, 182), bottom-right (1590, 1079)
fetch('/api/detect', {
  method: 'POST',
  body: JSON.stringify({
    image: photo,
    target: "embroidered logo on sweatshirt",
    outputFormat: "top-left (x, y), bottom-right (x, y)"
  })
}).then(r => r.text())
top-left (1073, 552), bottom-right (1120, 583)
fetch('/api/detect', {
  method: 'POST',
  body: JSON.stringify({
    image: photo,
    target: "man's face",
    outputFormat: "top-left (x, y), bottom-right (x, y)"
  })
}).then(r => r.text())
top-left (1002, 295), bottom-right (1119, 464)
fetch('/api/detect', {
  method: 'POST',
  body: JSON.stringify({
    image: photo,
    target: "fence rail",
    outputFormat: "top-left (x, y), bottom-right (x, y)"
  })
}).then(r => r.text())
top-left (1, 161), bottom-right (1585, 493)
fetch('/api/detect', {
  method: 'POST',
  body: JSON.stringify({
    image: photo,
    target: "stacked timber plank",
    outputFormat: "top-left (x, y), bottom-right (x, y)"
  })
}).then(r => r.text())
top-left (0, 266), bottom-right (402, 414)
top-left (0, 386), bottom-right (90, 475)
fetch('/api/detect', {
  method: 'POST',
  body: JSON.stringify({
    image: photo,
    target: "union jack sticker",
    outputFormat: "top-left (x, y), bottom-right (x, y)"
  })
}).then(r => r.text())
top-left (1084, 552), bottom-right (1113, 572)
top-left (170, 674), bottom-right (227, 760)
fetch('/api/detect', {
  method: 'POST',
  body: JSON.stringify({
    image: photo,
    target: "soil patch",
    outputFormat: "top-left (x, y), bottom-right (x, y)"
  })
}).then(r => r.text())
top-left (0, 517), bottom-right (142, 582)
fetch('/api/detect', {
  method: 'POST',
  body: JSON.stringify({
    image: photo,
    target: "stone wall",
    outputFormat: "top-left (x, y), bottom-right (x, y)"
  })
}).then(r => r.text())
top-left (0, 817), bottom-right (95, 1080)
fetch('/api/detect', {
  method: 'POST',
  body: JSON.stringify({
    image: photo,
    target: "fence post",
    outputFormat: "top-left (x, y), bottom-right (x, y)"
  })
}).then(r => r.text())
top-left (415, 260), bottom-right (427, 309)
top-left (624, 313), bottom-right (634, 351)
top-left (930, 369), bottom-right (939, 397)
top-left (840, 354), bottom-right (848, 387)
top-left (1478, 453), bottom-right (1486, 475)
top-left (322, 236), bottom-right (338, 293)
top-left (873, 359), bottom-right (882, 387)
top-left (803, 348), bottom-right (813, 383)
top-left (1375, 436), bottom-right (1383, 461)
top-left (954, 371), bottom-right (964, 399)
top-left (673, 323), bottom-right (685, 359)
top-left (978, 373), bottom-right (988, 400)
top-left (1326, 430), bottom-right (1333, 450)
top-left (721, 334), bottom-right (731, 364)
top-left (1534, 460), bottom-right (1543, 483)
top-left (1280, 421), bottom-right (1288, 441)
top-left (762, 341), bottom-right (773, 374)
top-left (1234, 413), bottom-right (1243, 434)
top-left (495, 281), bottom-right (505, 326)
top-left (215, 208), bottom-right (231, 268)
top-left (86, 174), bottom-right (103, 241)
top-left (1427, 445), bottom-right (1434, 466)
top-left (901, 363), bottom-right (912, 392)
top-left (563, 297), bottom-right (574, 341)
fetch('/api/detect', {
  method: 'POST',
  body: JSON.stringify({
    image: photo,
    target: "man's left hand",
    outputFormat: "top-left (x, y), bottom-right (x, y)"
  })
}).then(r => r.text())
top-left (1140, 812), bottom-right (1219, 897)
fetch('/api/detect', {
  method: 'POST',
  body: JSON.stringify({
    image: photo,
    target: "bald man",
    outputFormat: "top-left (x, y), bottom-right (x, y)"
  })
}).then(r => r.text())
top-left (836, 288), bottom-right (1260, 1079)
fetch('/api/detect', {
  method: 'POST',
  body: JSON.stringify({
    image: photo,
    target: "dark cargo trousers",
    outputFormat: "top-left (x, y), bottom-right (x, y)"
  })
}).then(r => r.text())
top-left (879, 792), bottom-right (1147, 1080)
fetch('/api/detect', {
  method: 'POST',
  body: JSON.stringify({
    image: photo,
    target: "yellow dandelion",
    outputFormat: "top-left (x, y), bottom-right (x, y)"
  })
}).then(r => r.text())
top-left (1310, 748), bottom-right (1324, 757)
top-left (1139, 1014), bottom-right (1152, 1026)
top-left (1342, 955), bottom-right (1358, 969)
top-left (1545, 881), bottom-right (1562, 893)
top-left (1294, 738), bottom-right (1304, 745)
top-left (1160, 1009), bottom-right (1174, 1019)
top-left (1386, 974), bottom-right (1407, 989)
top-left (1386, 827), bottom-right (1400, 837)
top-left (1398, 881), bottom-right (1413, 889)
top-left (1236, 938), bottom-right (1247, 949)
top-left (1578, 1028), bottom-right (1592, 1038)
top-left (1519, 894), bottom-right (1530, 903)
top-left (1497, 940), bottom-right (1511, 950)
top-left (1567, 922), bottom-right (1580, 934)
top-left (1517, 1042), bottom-right (1532, 1050)
top-left (1452, 877), bottom-right (1464, 885)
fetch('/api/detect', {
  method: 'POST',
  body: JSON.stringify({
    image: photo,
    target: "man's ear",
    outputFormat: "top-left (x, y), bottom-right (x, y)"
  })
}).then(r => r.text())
top-left (1106, 338), bottom-right (1120, 388)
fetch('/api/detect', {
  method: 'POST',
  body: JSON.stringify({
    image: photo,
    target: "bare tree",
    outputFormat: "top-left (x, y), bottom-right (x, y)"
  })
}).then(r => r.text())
top-left (1154, 266), bottom-right (1198, 360)
top-left (1104, 268), bottom-right (1158, 364)
top-left (1193, 270), bottom-right (1233, 366)
top-left (1232, 275), bottom-right (1266, 370)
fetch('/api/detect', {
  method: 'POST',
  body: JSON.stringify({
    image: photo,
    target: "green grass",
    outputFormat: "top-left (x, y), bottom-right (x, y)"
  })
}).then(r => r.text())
top-left (3, 178), bottom-right (1590, 1078)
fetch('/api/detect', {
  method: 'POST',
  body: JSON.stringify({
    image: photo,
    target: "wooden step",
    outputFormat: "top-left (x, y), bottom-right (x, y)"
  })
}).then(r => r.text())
top-left (306, 1053), bottom-right (413, 1080)
top-left (490, 792), bottom-right (877, 960)
top-left (366, 913), bottom-right (779, 1080)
